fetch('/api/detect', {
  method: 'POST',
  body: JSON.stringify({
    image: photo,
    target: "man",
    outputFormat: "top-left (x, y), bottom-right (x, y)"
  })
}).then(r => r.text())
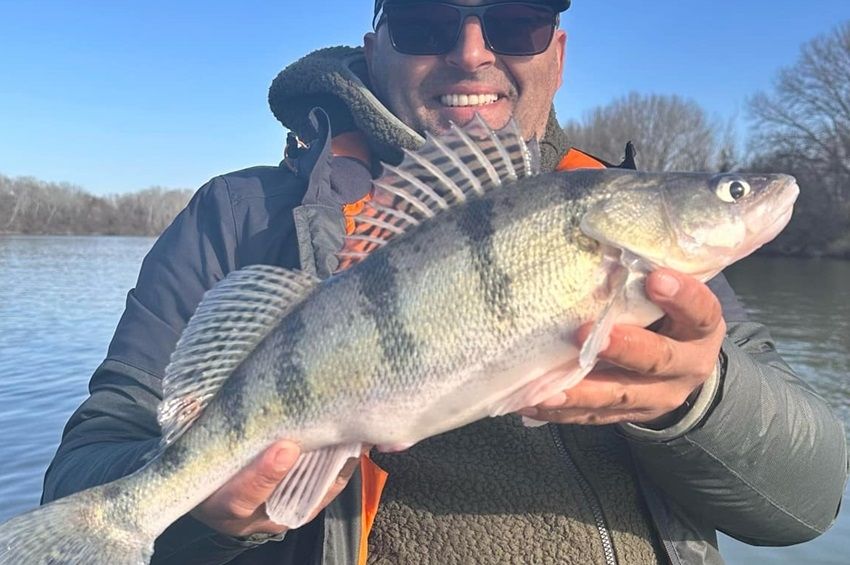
top-left (43, 1), bottom-right (846, 564)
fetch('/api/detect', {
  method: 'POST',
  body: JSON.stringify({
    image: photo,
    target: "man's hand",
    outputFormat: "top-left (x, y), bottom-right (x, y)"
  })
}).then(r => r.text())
top-left (518, 269), bottom-right (725, 426)
top-left (190, 441), bottom-right (360, 537)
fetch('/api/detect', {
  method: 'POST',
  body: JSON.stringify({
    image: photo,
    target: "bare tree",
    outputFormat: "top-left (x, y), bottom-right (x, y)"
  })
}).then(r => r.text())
top-left (747, 21), bottom-right (850, 257)
top-left (749, 21), bottom-right (850, 203)
top-left (563, 92), bottom-right (725, 171)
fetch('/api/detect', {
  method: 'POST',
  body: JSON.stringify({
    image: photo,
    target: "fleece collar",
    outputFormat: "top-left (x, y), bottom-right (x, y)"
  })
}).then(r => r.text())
top-left (268, 46), bottom-right (569, 171)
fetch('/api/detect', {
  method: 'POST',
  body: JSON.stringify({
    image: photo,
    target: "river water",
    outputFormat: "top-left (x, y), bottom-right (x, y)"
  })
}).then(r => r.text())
top-left (0, 235), bottom-right (847, 564)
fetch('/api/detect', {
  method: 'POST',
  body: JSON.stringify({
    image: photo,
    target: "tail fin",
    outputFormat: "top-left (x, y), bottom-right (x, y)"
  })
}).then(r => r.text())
top-left (0, 488), bottom-right (154, 565)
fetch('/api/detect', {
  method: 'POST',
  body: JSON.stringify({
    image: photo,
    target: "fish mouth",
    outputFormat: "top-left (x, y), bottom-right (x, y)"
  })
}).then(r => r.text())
top-left (670, 177), bottom-right (800, 282)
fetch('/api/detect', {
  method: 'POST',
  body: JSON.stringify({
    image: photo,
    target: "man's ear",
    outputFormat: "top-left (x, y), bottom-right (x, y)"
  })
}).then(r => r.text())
top-left (554, 30), bottom-right (567, 90)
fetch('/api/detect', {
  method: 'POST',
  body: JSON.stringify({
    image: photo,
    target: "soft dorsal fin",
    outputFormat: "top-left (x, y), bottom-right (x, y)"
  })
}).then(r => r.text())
top-left (336, 115), bottom-right (538, 272)
top-left (157, 265), bottom-right (319, 448)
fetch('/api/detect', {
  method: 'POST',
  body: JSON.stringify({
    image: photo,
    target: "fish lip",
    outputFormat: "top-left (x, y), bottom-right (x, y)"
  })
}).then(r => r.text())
top-left (580, 175), bottom-right (801, 282)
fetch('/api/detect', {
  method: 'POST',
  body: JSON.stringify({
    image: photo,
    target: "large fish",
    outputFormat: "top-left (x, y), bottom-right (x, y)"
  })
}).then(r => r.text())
top-left (0, 117), bottom-right (798, 564)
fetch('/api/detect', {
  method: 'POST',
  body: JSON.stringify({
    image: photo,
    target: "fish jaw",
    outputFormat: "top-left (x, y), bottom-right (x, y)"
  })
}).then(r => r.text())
top-left (737, 176), bottom-right (799, 256)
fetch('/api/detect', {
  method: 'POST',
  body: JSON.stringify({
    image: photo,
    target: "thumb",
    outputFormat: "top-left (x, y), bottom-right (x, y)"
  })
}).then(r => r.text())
top-left (224, 440), bottom-right (301, 518)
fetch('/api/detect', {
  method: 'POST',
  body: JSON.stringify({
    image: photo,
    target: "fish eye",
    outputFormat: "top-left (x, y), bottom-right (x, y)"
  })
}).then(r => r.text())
top-left (715, 178), bottom-right (751, 203)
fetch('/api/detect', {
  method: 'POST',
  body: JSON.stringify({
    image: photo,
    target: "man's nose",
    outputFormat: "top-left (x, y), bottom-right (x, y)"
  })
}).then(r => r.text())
top-left (445, 16), bottom-right (496, 71)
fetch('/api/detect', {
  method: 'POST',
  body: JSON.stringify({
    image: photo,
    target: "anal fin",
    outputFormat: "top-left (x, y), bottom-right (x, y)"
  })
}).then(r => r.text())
top-left (265, 443), bottom-right (363, 529)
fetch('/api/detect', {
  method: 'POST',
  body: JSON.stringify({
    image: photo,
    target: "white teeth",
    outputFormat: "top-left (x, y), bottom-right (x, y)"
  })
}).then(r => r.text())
top-left (440, 93), bottom-right (499, 107)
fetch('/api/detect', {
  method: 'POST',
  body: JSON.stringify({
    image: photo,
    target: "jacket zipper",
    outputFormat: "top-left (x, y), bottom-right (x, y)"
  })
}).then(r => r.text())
top-left (550, 426), bottom-right (618, 565)
top-left (659, 537), bottom-right (677, 565)
top-left (634, 470), bottom-right (680, 565)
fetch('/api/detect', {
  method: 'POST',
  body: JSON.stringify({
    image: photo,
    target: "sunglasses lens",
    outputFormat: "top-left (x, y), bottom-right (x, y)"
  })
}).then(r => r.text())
top-left (384, 3), bottom-right (555, 57)
top-left (483, 4), bottom-right (555, 55)
top-left (385, 4), bottom-right (461, 55)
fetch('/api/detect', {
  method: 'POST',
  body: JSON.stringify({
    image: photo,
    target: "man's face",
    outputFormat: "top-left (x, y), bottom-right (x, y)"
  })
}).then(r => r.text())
top-left (364, 0), bottom-right (566, 141)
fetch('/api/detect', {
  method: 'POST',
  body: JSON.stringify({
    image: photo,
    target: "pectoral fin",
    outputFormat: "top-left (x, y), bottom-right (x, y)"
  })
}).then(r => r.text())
top-left (579, 260), bottom-right (630, 369)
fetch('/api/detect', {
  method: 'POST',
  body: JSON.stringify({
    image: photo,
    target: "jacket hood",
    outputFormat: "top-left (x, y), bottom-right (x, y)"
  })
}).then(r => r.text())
top-left (268, 45), bottom-right (569, 169)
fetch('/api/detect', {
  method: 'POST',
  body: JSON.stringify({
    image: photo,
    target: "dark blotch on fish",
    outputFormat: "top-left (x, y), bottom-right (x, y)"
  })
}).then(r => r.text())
top-left (271, 307), bottom-right (313, 409)
top-left (156, 443), bottom-right (190, 477)
top-left (457, 198), bottom-right (515, 322)
top-left (358, 252), bottom-right (419, 379)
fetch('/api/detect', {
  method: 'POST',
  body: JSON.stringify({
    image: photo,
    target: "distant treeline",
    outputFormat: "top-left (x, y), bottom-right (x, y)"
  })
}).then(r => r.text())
top-left (563, 21), bottom-right (850, 259)
top-left (0, 174), bottom-right (192, 237)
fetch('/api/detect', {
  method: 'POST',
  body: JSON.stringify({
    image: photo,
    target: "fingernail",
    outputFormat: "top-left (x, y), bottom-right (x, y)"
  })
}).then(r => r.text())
top-left (273, 444), bottom-right (297, 473)
top-left (654, 272), bottom-right (680, 298)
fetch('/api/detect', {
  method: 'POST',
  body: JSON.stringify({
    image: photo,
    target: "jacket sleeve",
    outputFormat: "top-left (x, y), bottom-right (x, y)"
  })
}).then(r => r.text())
top-left (620, 273), bottom-right (848, 545)
top-left (40, 176), bottom-right (311, 564)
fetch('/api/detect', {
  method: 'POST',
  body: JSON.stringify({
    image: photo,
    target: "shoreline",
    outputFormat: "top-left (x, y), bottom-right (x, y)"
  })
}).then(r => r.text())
top-left (2, 232), bottom-right (848, 260)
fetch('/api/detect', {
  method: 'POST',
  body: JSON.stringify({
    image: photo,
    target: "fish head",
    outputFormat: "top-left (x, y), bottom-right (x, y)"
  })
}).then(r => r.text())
top-left (580, 171), bottom-right (799, 280)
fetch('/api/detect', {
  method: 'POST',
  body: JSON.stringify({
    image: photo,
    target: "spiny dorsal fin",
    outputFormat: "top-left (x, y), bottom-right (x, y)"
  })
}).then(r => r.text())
top-left (157, 265), bottom-right (319, 449)
top-left (336, 115), bottom-right (538, 272)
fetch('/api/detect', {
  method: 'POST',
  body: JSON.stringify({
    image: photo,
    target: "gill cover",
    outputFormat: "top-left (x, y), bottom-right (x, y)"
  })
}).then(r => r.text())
top-left (579, 173), bottom-right (749, 274)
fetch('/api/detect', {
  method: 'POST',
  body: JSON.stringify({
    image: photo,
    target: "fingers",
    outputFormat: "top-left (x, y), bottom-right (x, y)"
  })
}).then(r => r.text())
top-left (594, 325), bottom-right (677, 376)
top-left (576, 322), bottom-right (716, 379)
top-left (520, 270), bottom-right (725, 427)
top-left (646, 269), bottom-right (723, 341)
top-left (519, 369), bottom-right (693, 425)
top-left (576, 270), bottom-right (725, 377)
top-left (192, 442), bottom-right (363, 537)
top-left (228, 441), bottom-right (301, 517)
top-left (195, 440), bottom-right (300, 523)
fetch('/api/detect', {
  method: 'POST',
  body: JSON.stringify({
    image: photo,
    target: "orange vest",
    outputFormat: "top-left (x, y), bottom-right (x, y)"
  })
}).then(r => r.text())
top-left (331, 135), bottom-right (606, 564)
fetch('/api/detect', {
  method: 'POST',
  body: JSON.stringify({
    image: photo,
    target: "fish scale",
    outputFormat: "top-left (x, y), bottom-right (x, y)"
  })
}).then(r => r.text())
top-left (0, 116), bottom-right (798, 565)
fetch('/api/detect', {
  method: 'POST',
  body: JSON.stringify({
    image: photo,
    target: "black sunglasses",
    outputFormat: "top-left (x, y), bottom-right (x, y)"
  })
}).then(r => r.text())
top-left (379, 2), bottom-right (557, 57)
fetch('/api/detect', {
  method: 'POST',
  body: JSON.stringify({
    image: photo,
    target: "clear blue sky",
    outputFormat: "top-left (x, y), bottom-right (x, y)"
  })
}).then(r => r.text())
top-left (1, 0), bottom-right (848, 195)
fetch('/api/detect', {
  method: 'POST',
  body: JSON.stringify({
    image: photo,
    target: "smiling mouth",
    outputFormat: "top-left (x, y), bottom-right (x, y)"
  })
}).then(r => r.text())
top-left (439, 93), bottom-right (501, 107)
